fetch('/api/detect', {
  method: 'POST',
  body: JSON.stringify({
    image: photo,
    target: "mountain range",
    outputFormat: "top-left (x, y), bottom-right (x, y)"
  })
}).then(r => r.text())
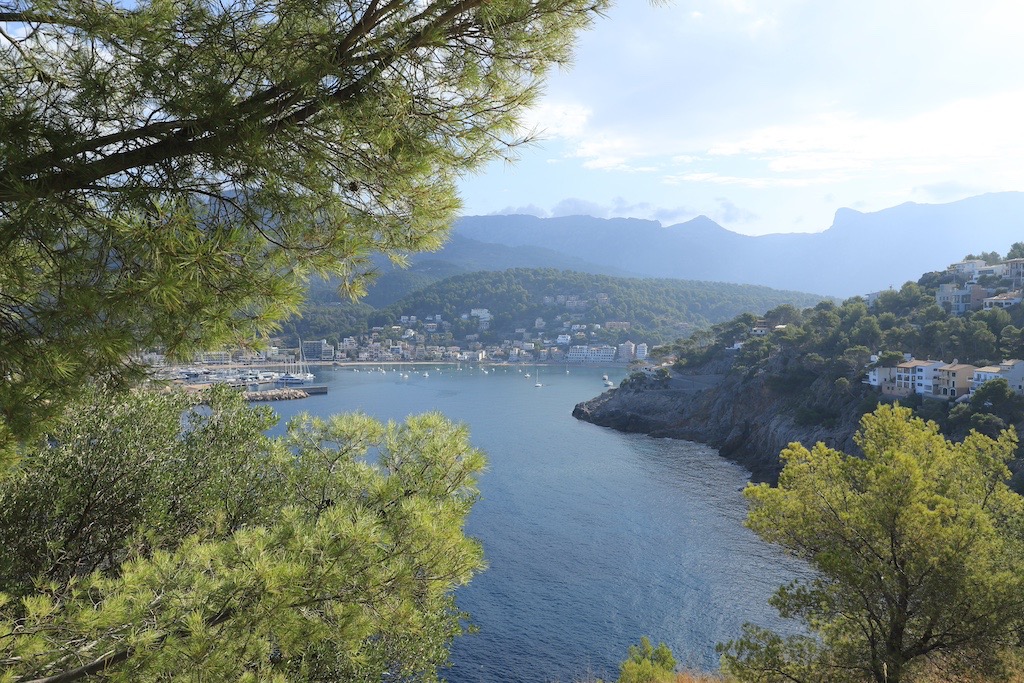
top-left (451, 192), bottom-right (1024, 297)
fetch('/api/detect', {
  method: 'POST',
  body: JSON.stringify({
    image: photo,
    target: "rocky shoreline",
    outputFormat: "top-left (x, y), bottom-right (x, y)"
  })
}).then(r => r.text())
top-left (572, 354), bottom-right (867, 483)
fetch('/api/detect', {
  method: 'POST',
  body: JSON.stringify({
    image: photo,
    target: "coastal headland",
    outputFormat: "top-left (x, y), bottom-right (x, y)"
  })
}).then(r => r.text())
top-left (572, 353), bottom-right (866, 482)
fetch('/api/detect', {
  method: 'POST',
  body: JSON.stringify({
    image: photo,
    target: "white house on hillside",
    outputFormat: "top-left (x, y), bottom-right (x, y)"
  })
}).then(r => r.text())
top-left (971, 359), bottom-right (1024, 396)
top-left (983, 291), bottom-right (1023, 310)
top-left (864, 365), bottom-right (897, 389)
top-left (883, 359), bottom-right (946, 398)
top-left (948, 259), bottom-right (987, 279)
top-left (936, 283), bottom-right (988, 315)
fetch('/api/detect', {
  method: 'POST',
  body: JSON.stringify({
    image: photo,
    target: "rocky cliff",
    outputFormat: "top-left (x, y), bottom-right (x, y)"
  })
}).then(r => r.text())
top-left (573, 353), bottom-right (873, 482)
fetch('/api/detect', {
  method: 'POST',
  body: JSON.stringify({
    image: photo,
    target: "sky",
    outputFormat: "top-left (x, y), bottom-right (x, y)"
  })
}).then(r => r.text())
top-left (456, 0), bottom-right (1024, 236)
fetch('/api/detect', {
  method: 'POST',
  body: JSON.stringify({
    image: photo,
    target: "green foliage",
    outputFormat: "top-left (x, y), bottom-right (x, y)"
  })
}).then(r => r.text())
top-left (354, 268), bottom-right (826, 345)
top-left (792, 404), bottom-right (840, 427)
top-left (874, 350), bottom-right (905, 367)
top-left (0, 386), bottom-right (285, 598)
top-left (0, 0), bottom-right (608, 445)
top-left (0, 388), bottom-right (486, 681)
top-left (766, 368), bottom-right (817, 395)
top-left (1008, 242), bottom-right (1024, 260)
top-left (618, 637), bottom-right (678, 683)
top-left (662, 271), bottom-right (1024, 475)
top-left (963, 251), bottom-right (1004, 265)
top-left (280, 301), bottom-right (376, 347)
top-left (735, 336), bottom-right (774, 368)
top-left (970, 378), bottom-right (1024, 422)
top-left (720, 405), bottom-right (1024, 683)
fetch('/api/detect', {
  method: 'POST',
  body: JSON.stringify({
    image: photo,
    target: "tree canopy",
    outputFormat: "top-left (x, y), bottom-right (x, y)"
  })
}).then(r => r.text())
top-left (0, 0), bottom-right (606, 444)
top-left (0, 387), bottom-right (486, 681)
top-left (720, 404), bottom-right (1024, 683)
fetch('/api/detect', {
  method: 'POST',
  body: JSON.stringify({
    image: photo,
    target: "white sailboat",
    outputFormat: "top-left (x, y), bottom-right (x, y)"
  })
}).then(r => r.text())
top-left (534, 366), bottom-right (542, 387)
top-left (280, 341), bottom-right (315, 384)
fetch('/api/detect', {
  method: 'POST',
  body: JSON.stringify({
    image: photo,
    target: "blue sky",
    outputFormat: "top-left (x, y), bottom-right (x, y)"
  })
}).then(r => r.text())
top-left (456, 0), bottom-right (1024, 235)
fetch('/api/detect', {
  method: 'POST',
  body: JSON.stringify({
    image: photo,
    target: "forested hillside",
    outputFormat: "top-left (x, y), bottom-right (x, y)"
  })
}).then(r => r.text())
top-left (283, 269), bottom-right (827, 346)
top-left (654, 276), bottom-right (1024, 489)
top-left (377, 269), bottom-right (825, 343)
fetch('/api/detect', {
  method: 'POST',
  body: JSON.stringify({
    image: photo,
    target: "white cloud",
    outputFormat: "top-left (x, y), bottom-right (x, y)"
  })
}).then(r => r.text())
top-left (663, 172), bottom-right (836, 189)
top-left (707, 90), bottom-right (1024, 174)
top-left (459, 2), bottom-right (1024, 236)
top-left (492, 204), bottom-right (549, 218)
top-left (713, 197), bottom-right (759, 224)
top-left (521, 102), bottom-right (592, 139)
top-left (551, 198), bottom-right (608, 218)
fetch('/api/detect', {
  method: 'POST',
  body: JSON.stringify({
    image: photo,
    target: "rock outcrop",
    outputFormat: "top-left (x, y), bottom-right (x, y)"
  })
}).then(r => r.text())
top-left (573, 354), bottom-right (870, 482)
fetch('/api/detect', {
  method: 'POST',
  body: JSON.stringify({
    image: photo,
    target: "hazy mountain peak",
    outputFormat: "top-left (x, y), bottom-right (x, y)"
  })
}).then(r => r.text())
top-left (675, 215), bottom-right (731, 233)
top-left (454, 192), bottom-right (1024, 296)
top-left (831, 206), bottom-right (864, 224)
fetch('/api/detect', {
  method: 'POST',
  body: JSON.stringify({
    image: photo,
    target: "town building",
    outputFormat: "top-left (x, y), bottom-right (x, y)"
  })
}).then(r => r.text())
top-left (983, 291), bottom-right (1023, 310)
top-left (978, 263), bottom-right (1009, 278)
top-left (935, 283), bottom-right (988, 315)
top-left (302, 339), bottom-right (335, 361)
top-left (933, 363), bottom-right (977, 399)
top-left (971, 359), bottom-right (1024, 396)
top-left (947, 259), bottom-right (987, 279)
top-left (201, 350), bottom-right (232, 364)
top-left (863, 365), bottom-right (897, 390)
top-left (1006, 258), bottom-right (1024, 288)
top-left (566, 344), bottom-right (617, 363)
top-left (883, 359), bottom-right (945, 398)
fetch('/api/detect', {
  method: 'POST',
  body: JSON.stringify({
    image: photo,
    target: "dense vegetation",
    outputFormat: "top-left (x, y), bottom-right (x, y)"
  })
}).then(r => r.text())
top-left (605, 411), bottom-right (1024, 683)
top-left (0, 0), bottom-right (609, 678)
top-left (0, 388), bottom-right (486, 680)
top-left (721, 405), bottom-right (1024, 683)
top-left (659, 276), bottom-right (1024, 488)
top-left (284, 268), bottom-right (828, 347)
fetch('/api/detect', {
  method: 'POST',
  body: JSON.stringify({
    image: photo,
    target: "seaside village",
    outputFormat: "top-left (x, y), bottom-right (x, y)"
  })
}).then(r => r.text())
top-left (147, 256), bottom-right (1024, 401)
top-left (145, 293), bottom-right (654, 394)
top-left (860, 256), bottom-right (1023, 401)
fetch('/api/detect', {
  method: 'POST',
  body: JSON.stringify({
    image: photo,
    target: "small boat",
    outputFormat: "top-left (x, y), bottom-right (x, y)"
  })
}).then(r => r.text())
top-left (281, 371), bottom-right (315, 384)
top-left (604, 379), bottom-right (614, 387)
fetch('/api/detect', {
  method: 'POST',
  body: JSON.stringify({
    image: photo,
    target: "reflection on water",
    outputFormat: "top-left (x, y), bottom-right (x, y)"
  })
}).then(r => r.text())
top-left (267, 366), bottom-right (802, 683)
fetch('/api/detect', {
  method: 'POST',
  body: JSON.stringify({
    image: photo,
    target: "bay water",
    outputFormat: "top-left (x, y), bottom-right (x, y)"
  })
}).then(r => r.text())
top-left (267, 365), bottom-right (801, 682)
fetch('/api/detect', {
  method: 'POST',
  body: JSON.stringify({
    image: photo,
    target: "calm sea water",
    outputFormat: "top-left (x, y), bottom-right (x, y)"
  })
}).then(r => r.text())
top-left (267, 365), bottom-right (801, 682)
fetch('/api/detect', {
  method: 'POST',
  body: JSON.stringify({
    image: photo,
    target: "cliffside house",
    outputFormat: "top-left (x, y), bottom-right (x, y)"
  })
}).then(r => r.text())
top-left (948, 259), bottom-right (987, 279)
top-left (1007, 258), bottom-right (1024, 288)
top-left (935, 283), bottom-right (988, 315)
top-left (864, 365), bottom-right (898, 390)
top-left (983, 291), bottom-right (1024, 310)
top-left (933, 363), bottom-right (977, 399)
top-left (971, 359), bottom-right (1024, 396)
top-left (883, 359), bottom-right (946, 398)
